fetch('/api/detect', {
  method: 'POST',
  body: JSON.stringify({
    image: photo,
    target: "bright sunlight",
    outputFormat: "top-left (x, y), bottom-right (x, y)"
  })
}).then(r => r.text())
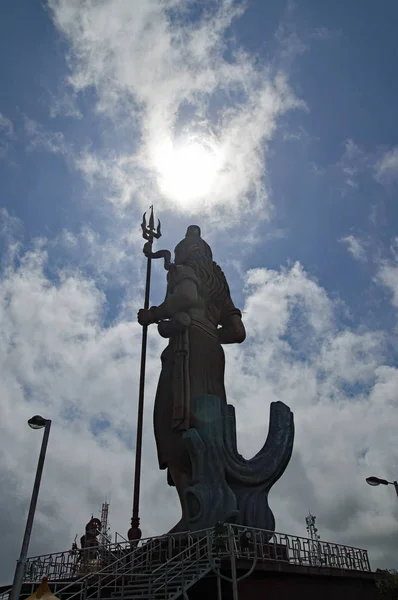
top-left (153, 136), bottom-right (223, 207)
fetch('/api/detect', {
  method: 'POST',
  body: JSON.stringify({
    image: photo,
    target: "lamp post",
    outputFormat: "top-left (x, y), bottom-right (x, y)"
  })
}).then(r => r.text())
top-left (10, 416), bottom-right (51, 600)
top-left (366, 476), bottom-right (398, 498)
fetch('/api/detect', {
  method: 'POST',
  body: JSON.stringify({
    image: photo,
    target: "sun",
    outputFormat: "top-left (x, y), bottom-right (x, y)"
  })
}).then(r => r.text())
top-left (153, 137), bottom-right (223, 206)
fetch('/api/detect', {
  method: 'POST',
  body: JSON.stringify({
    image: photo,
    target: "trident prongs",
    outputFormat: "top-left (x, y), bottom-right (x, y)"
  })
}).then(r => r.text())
top-left (141, 206), bottom-right (162, 242)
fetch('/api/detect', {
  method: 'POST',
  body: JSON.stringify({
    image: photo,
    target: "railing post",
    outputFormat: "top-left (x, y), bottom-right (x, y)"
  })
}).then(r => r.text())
top-left (228, 526), bottom-right (239, 600)
top-left (335, 546), bottom-right (342, 569)
top-left (83, 577), bottom-right (88, 600)
top-left (96, 574), bottom-right (100, 600)
top-left (196, 539), bottom-right (200, 562)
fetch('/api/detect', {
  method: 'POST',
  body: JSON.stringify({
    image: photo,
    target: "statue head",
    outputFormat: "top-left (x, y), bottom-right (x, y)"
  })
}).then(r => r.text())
top-left (85, 517), bottom-right (101, 536)
top-left (174, 225), bottom-right (212, 265)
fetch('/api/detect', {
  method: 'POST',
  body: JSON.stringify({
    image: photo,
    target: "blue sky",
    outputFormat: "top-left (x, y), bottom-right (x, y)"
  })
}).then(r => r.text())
top-left (1, 0), bottom-right (398, 582)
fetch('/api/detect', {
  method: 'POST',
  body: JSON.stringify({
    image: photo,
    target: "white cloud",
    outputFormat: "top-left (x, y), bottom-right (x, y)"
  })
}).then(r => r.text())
top-left (1, 112), bottom-right (74, 166)
top-left (47, 0), bottom-right (303, 225)
top-left (340, 234), bottom-right (367, 262)
top-left (48, 90), bottom-right (83, 120)
top-left (1, 225), bottom-right (398, 583)
top-left (275, 1), bottom-right (309, 64)
top-left (24, 116), bottom-right (70, 157)
top-left (337, 140), bottom-right (398, 192)
top-left (374, 147), bottom-right (398, 185)
top-left (0, 112), bottom-right (14, 160)
top-left (0, 113), bottom-right (13, 138)
top-left (377, 239), bottom-right (398, 308)
top-left (338, 139), bottom-right (365, 189)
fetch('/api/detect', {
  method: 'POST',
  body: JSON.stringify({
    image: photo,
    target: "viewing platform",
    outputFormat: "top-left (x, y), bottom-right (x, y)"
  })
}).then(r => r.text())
top-left (0, 524), bottom-right (377, 600)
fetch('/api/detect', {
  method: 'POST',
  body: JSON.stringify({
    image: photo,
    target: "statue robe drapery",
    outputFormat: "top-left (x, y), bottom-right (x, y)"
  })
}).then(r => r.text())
top-left (153, 263), bottom-right (241, 475)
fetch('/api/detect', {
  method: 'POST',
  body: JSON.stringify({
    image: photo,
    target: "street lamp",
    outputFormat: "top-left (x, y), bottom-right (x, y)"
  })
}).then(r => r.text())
top-left (366, 476), bottom-right (398, 498)
top-left (10, 416), bottom-right (51, 600)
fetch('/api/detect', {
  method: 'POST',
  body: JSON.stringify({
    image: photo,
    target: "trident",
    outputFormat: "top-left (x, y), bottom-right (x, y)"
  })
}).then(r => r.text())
top-left (128, 206), bottom-right (169, 542)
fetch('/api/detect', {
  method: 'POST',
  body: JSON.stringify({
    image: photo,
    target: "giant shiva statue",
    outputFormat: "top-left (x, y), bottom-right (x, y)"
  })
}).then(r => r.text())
top-left (138, 225), bottom-right (294, 533)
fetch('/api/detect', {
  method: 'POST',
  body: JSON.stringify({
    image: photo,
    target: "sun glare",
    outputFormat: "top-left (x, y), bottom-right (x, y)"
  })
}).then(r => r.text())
top-left (154, 137), bottom-right (222, 206)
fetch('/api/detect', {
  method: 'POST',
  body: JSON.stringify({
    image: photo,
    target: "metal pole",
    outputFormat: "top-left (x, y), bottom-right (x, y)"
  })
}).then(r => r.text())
top-left (216, 570), bottom-right (222, 600)
top-left (10, 420), bottom-right (51, 600)
top-left (228, 526), bottom-right (239, 600)
top-left (129, 206), bottom-right (162, 541)
top-left (130, 254), bottom-right (152, 539)
top-left (393, 481), bottom-right (398, 498)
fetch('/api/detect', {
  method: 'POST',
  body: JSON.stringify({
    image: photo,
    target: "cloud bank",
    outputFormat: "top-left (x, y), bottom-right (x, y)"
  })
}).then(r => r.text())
top-left (1, 218), bottom-right (398, 582)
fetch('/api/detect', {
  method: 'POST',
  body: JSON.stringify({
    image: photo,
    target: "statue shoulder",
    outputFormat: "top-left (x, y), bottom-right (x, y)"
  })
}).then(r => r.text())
top-left (167, 264), bottom-right (200, 289)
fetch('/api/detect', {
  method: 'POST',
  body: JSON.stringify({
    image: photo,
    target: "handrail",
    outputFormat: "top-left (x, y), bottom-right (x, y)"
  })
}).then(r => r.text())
top-left (67, 531), bottom-right (210, 600)
top-left (227, 524), bottom-right (371, 572)
top-left (24, 526), bottom-right (212, 569)
top-left (114, 532), bottom-right (129, 544)
top-left (36, 533), bottom-right (165, 600)
top-left (229, 524), bottom-right (369, 553)
top-left (152, 536), bottom-right (207, 583)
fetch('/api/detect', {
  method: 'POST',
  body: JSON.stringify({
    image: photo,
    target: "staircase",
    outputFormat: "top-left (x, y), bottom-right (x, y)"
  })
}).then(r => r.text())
top-left (31, 531), bottom-right (218, 600)
top-left (107, 535), bottom-right (216, 600)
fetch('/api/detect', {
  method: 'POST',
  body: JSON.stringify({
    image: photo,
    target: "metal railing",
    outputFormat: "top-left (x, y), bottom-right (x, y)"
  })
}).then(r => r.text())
top-left (0, 589), bottom-right (11, 600)
top-left (18, 529), bottom-right (213, 598)
top-left (229, 525), bottom-right (371, 571)
top-left (16, 524), bottom-right (371, 600)
top-left (22, 537), bottom-right (156, 582)
top-left (101, 533), bottom-right (215, 600)
top-left (18, 535), bottom-right (166, 600)
top-left (146, 532), bottom-right (214, 598)
top-left (40, 530), bottom-right (211, 600)
top-left (22, 528), bottom-right (212, 583)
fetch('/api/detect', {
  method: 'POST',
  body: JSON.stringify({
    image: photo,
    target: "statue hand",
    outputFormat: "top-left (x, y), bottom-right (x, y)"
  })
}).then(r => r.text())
top-left (137, 308), bottom-right (154, 326)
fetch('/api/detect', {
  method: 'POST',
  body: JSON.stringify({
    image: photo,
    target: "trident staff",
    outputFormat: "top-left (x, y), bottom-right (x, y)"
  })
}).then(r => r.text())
top-left (128, 206), bottom-right (161, 542)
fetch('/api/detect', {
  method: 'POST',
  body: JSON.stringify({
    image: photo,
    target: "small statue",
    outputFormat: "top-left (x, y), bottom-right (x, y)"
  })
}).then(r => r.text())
top-left (80, 517), bottom-right (101, 559)
top-left (138, 225), bottom-right (294, 533)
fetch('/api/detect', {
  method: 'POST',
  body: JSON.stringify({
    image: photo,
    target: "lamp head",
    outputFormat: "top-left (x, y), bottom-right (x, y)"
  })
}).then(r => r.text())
top-left (28, 415), bottom-right (47, 430)
top-left (366, 476), bottom-right (389, 487)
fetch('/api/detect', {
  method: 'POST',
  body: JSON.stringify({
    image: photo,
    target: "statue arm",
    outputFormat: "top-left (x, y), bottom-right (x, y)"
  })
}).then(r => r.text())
top-left (218, 314), bottom-right (246, 344)
top-left (151, 278), bottom-right (198, 321)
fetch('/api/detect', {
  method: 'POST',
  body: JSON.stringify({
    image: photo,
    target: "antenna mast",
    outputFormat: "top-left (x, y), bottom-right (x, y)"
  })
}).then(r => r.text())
top-left (100, 501), bottom-right (111, 548)
top-left (305, 512), bottom-right (322, 566)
